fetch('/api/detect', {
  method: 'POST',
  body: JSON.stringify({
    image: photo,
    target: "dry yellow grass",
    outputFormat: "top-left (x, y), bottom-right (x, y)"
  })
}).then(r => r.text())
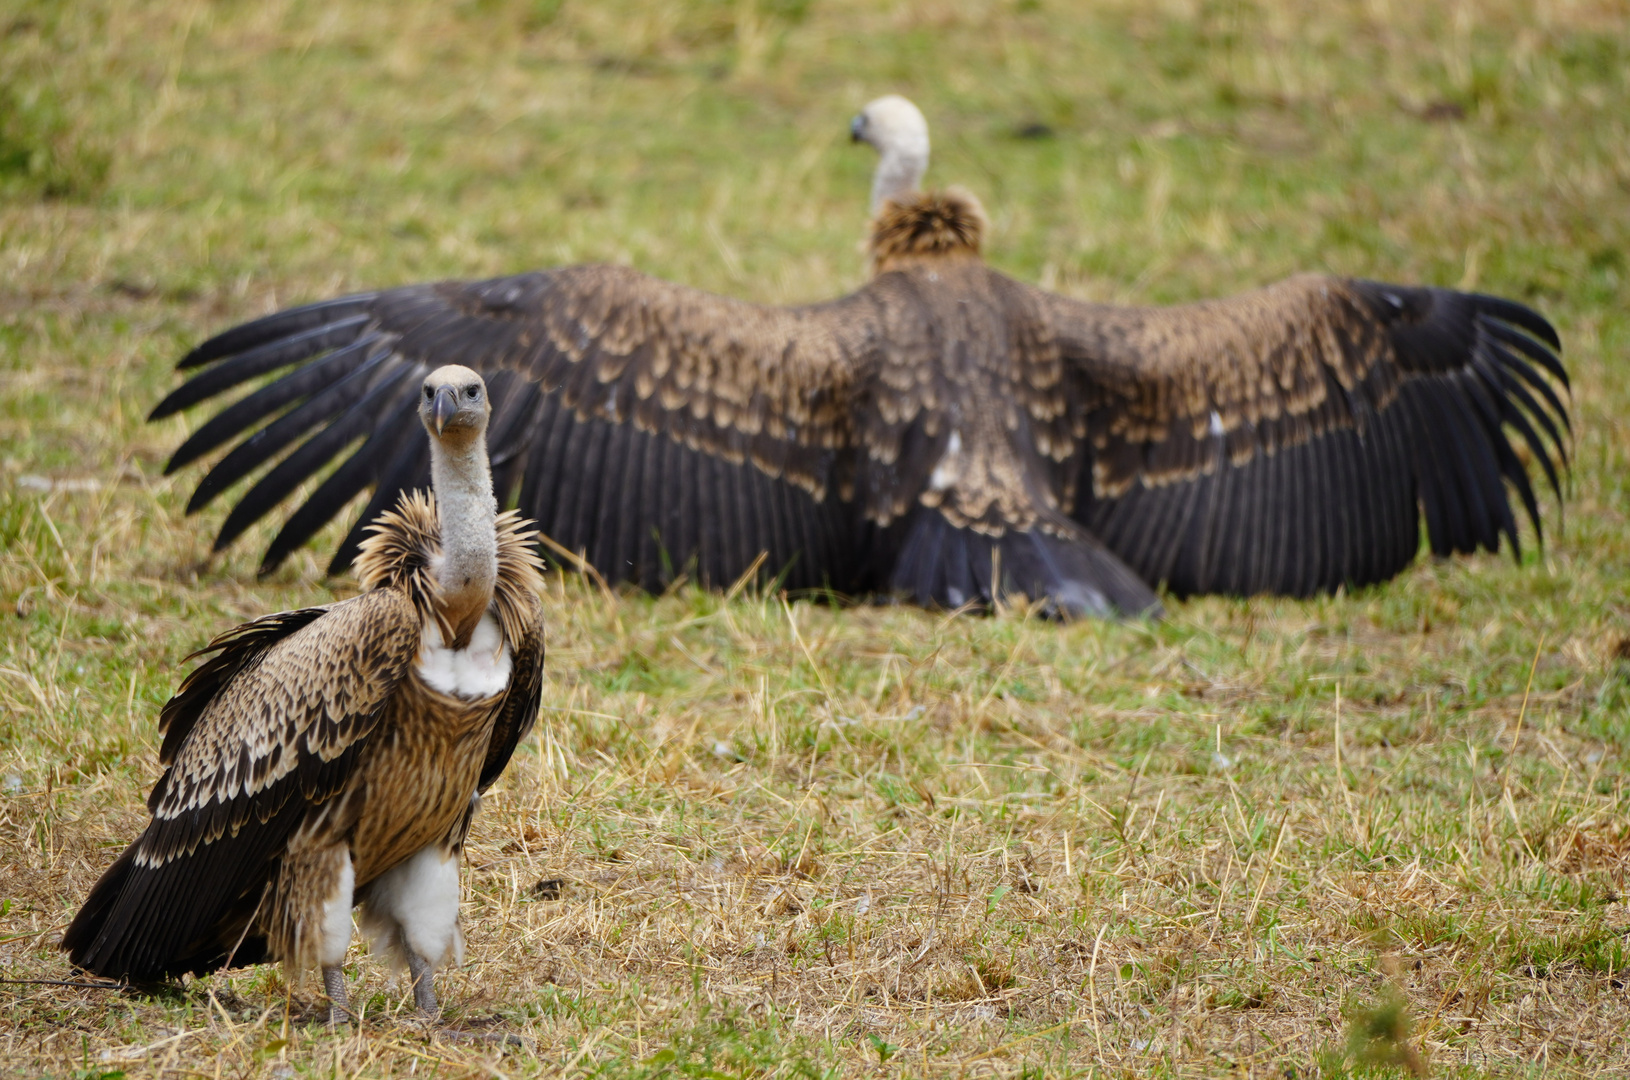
top-left (2, 0), bottom-right (1629, 1076)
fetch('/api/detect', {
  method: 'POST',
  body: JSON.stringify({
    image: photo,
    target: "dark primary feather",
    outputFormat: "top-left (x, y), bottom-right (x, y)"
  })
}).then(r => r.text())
top-left (152, 195), bottom-right (1567, 615)
top-left (178, 296), bottom-right (378, 371)
top-left (152, 313), bottom-right (375, 421)
top-left (165, 333), bottom-right (384, 472)
top-left (209, 362), bottom-right (421, 553)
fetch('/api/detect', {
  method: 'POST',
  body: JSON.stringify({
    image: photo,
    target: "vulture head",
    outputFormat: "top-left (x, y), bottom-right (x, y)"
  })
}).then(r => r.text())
top-left (419, 364), bottom-right (490, 446)
top-left (851, 94), bottom-right (930, 212)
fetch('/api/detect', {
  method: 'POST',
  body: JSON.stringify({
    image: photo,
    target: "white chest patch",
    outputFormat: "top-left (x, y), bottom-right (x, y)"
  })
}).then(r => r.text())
top-left (417, 612), bottom-right (512, 700)
top-left (929, 430), bottom-right (964, 493)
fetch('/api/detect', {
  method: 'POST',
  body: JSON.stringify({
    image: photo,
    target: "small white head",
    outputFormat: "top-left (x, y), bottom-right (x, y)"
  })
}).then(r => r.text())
top-left (850, 95), bottom-right (931, 213)
top-left (418, 364), bottom-right (490, 445)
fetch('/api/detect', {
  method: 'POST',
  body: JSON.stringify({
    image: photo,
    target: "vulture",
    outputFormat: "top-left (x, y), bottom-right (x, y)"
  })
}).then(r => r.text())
top-left (65, 366), bottom-right (546, 1023)
top-left (148, 95), bottom-right (1569, 618)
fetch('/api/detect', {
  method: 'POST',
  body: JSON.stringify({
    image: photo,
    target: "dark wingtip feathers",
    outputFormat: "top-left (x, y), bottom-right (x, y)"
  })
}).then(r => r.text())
top-left (1472, 293), bottom-right (1563, 354)
top-left (176, 295), bottom-right (378, 371)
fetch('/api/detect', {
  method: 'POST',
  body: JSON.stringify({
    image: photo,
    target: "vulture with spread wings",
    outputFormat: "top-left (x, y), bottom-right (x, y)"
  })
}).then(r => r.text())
top-left (151, 96), bottom-right (1569, 618)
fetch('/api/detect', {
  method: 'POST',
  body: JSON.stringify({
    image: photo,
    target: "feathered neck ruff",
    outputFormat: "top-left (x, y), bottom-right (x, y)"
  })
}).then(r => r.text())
top-left (868, 187), bottom-right (988, 275)
top-left (354, 490), bottom-right (545, 651)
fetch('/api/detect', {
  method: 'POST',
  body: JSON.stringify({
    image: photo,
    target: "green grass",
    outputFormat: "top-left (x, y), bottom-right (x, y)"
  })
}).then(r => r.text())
top-left (2, 0), bottom-right (1628, 1076)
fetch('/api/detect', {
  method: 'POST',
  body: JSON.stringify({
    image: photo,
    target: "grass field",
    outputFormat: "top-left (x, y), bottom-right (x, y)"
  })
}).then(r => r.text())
top-left (2, 0), bottom-right (1629, 1076)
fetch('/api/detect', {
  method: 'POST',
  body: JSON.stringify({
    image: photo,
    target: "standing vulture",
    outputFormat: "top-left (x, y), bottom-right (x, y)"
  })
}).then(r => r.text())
top-left (148, 96), bottom-right (1568, 618)
top-left (65, 366), bottom-right (546, 1023)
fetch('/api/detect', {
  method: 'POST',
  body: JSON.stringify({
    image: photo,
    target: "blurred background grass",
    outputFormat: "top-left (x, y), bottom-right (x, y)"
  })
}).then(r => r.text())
top-left (2, 0), bottom-right (1628, 1076)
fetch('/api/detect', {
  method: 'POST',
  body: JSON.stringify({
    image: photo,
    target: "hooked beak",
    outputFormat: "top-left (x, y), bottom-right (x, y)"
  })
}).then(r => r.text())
top-left (849, 114), bottom-right (865, 143)
top-left (432, 385), bottom-right (458, 435)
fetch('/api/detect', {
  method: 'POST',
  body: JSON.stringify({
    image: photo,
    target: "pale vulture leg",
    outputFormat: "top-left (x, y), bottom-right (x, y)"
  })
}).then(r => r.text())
top-left (406, 949), bottom-right (438, 1017)
top-left (358, 845), bottom-right (464, 1020)
top-left (318, 849), bottom-right (356, 1025)
top-left (322, 966), bottom-right (350, 1026)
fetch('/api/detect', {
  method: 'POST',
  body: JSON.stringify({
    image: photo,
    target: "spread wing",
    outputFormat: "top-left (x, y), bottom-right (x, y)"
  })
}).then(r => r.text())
top-left (153, 265), bottom-right (894, 593)
top-left (64, 588), bottom-right (420, 980)
top-left (1033, 274), bottom-right (1569, 597)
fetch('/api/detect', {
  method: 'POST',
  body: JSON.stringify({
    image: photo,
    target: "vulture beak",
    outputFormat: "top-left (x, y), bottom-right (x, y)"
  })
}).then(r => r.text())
top-left (849, 114), bottom-right (866, 143)
top-left (432, 385), bottom-right (458, 435)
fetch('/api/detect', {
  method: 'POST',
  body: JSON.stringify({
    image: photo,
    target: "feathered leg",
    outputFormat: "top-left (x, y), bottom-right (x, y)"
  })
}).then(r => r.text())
top-left (357, 844), bottom-right (464, 1022)
top-left (266, 839), bottom-right (356, 1023)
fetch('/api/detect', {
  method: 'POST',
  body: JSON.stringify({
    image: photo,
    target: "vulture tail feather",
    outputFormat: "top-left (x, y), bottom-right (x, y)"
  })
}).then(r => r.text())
top-left (62, 772), bottom-right (319, 981)
top-left (888, 509), bottom-right (1159, 619)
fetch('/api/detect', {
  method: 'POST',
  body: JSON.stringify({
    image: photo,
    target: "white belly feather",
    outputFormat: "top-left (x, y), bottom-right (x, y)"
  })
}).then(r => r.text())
top-left (416, 612), bottom-right (512, 699)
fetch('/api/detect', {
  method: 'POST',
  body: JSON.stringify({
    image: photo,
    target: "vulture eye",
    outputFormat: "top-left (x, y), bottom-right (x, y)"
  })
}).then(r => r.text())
top-left (423, 386), bottom-right (433, 400)
top-left (466, 386), bottom-right (479, 399)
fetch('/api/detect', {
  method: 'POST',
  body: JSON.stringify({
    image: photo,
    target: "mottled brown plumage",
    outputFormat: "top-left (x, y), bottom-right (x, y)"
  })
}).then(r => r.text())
top-left (148, 101), bottom-right (1568, 617)
top-left (66, 370), bottom-right (545, 1023)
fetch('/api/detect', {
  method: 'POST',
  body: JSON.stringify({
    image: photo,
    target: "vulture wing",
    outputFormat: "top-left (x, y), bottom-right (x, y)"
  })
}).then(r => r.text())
top-left (479, 509), bottom-right (548, 793)
top-left (1033, 274), bottom-right (1568, 596)
top-left (153, 266), bottom-right (889, 593)
top-left (63, 588), bottom-right (420, 980)
top-left (479, 599), bottom-right (546, 793)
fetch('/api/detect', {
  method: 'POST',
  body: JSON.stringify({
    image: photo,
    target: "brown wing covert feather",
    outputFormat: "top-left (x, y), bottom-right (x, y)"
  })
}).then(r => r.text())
top-left (145, 587), bottom-right (420, 860)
